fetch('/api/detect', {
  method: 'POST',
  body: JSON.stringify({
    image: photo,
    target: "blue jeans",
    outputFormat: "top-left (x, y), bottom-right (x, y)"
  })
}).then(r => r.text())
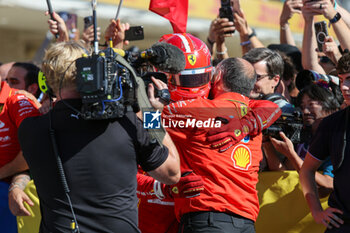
top-left (0, 181), bottom-right (17, 233)
top-left (179, 211), bottom-right (255, 233)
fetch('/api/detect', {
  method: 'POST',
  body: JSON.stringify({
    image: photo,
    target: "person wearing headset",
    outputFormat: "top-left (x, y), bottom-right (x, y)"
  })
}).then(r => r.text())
top-left (14, 41), bottom-right (180, 233)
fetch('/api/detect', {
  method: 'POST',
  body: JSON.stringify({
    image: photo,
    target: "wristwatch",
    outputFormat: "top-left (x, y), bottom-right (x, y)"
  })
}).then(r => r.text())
top-left (248, 28), bottom-right (256, 39)
top-left (330, 12), bottom-right (341, 24)
top-left (207, 37), bottom-right (215, 46)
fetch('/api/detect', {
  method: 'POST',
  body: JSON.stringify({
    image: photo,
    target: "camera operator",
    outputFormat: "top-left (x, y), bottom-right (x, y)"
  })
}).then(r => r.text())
top-left (269, 82), bottom-right (340, 197)
top-left (16, 41), bottom-right (180, 233)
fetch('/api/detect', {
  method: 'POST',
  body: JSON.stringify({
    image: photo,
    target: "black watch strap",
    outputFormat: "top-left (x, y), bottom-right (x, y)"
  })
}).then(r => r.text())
top-left (248, 29), bottom-right (256, 39)
top-left (207, 37), bottom-right (215, 46)
top-left (156, 89), bottom-right (171, 105)
top-left (330, 12), bottom-right (341, 24)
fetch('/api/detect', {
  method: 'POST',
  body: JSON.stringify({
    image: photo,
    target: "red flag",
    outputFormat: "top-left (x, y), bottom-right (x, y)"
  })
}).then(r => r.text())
top-left (149, 0), bottom-right (188, 33)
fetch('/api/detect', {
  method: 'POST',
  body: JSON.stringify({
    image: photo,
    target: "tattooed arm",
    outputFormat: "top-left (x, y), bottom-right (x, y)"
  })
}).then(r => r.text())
top-left (8, 172), bottom-right (34, 216)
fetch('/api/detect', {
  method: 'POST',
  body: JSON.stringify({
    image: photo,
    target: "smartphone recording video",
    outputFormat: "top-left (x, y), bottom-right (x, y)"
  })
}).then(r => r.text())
top-left (219, 0), bottom-right (235, 34)
top-left (84, 16), bottom-right (93, 30)
top-left (314, 21), bottom-right (328, 52)
top-left (125, 26), bottom-right (144, 41)
top-left (59, 12), bottom-right (77, 40)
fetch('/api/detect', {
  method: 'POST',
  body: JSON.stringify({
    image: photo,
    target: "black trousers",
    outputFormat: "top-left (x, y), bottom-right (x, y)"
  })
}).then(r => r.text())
top-left (178, 211), bottom-right (255, 233)
top-left (324, 221), bottom-right (350, 233)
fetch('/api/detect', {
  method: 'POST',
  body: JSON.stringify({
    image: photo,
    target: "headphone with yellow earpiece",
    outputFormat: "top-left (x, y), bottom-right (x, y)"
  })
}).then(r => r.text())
top-left (38, 43), bottom-right (90, 99)
top-left (38, 71), bottom-right (55, 97)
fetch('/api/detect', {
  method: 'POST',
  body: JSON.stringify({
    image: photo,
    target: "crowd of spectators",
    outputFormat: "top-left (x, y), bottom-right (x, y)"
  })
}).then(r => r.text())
top-left (1, 0), bottom-right (350, 232)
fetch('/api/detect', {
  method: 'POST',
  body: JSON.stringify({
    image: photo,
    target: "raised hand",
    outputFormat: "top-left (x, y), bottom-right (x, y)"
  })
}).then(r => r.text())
top-left (104, 19), bottom-right (130, 49)
top-left (46, 11), bottom-right (69, 42)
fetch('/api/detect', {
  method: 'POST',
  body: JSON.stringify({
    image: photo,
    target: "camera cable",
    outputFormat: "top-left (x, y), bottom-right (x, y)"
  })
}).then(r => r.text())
top-left (48, 108), bottom-right (80, 233)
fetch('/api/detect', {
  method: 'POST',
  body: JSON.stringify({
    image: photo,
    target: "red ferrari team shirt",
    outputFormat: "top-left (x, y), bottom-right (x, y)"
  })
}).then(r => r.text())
top-left (162, 92), bottom-right (263, 222)
top-left (137, 170), bottom-right (178, 233)
top-left (0, 81), bottom-right (39, 173)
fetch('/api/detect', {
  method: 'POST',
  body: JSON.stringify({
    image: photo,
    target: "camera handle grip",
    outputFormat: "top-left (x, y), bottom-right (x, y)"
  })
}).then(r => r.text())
top-left (115, 54), bottom-right (166, 145)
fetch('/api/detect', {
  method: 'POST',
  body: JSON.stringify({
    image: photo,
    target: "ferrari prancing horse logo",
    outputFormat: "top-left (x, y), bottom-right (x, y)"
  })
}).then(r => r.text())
top-left (188, 54), bottom-right (197, 66)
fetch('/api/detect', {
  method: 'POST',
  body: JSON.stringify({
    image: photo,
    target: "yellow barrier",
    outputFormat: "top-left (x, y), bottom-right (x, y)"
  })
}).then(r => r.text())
top-left (18, 171), bottom-right (328, 233)
top-left (16, 180), bottom-right (40, 233)
top-left (256, 171), bottom-right (328, 233)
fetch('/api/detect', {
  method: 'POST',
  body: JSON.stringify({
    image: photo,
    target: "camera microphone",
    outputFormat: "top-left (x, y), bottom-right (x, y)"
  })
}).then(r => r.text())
top-left (113, 42), bottom-right (186, 74)
top-left (140, 42), bottom-right (186, 74)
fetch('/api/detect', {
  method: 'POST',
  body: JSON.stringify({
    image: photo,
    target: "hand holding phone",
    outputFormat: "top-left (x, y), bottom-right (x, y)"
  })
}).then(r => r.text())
top-left (84, 16), bottom-right (93, 30)
top-left (58, 12), bottom-right (78, 40)
top-left (125, 26), bottom-right (144, 41)
top-left (291, 0), bottom-right (303, 11)
top-left (314, 21), bottom-right (328, 52)
top-left (219, 0), bottom-right (235, 34)
top-left (82, 16), bottom-right (100, 44)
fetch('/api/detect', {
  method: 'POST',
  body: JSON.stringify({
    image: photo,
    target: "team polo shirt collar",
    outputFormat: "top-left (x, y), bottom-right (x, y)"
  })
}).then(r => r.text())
top-left (214, 92), bottom-right (250, 104)
top-left (0, 81), bottom-right (12, 104)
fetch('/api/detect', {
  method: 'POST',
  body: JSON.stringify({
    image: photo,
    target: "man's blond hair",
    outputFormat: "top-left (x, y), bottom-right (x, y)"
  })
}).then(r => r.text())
top-left (42, 41), bottom-right (87, 94)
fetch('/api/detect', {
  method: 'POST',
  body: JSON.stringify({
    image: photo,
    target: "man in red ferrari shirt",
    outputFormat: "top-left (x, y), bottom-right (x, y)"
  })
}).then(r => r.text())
top-left (137, 33), bottom-right (280, 233)
top-left (149, 57), bottom-right (281, 233)
top-left (0, 80), bottom-right (39, 232)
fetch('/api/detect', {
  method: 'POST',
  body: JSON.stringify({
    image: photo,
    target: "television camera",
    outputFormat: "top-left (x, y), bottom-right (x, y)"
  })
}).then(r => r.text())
top-left (261, 93), bottom-right (304, 144)
top-left (263, 111), bottom-right (304, 144)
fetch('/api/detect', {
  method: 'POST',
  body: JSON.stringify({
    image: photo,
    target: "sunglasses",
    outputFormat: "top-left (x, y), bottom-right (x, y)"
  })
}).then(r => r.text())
top-left (256, 74), bottom-right (270, 81)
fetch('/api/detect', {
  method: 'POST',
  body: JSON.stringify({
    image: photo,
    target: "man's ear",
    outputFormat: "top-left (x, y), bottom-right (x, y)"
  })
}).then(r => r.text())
top-left (273, 75), bottom-right (281, 87)
top-left (211, 69), bottom-right (222, 85)
top-left (27, 83), bottom-right (39, 97)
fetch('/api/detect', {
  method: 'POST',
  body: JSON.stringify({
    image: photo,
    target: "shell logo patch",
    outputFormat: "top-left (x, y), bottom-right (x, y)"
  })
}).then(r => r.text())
top-left (231, 144), bottom-right (252, 170)
top-left (240, 105), bottom-right (248, 117)
top-left (234, 129), bottom-right (241, 137)
top-left (188, 54), bottom-right (197, 66)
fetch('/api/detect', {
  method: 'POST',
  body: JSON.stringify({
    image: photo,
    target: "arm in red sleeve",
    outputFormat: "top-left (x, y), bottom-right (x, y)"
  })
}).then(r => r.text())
top-left (136, 173), bottom-right (157, 199)
top-left (207, 99), bottom-right (281, 152)
top-left (247, 99), bottom-right (282, 135)
top-left (7, 94), bottom-right (40, 128)
top-left (137, 171), bottom-right (204, 200)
